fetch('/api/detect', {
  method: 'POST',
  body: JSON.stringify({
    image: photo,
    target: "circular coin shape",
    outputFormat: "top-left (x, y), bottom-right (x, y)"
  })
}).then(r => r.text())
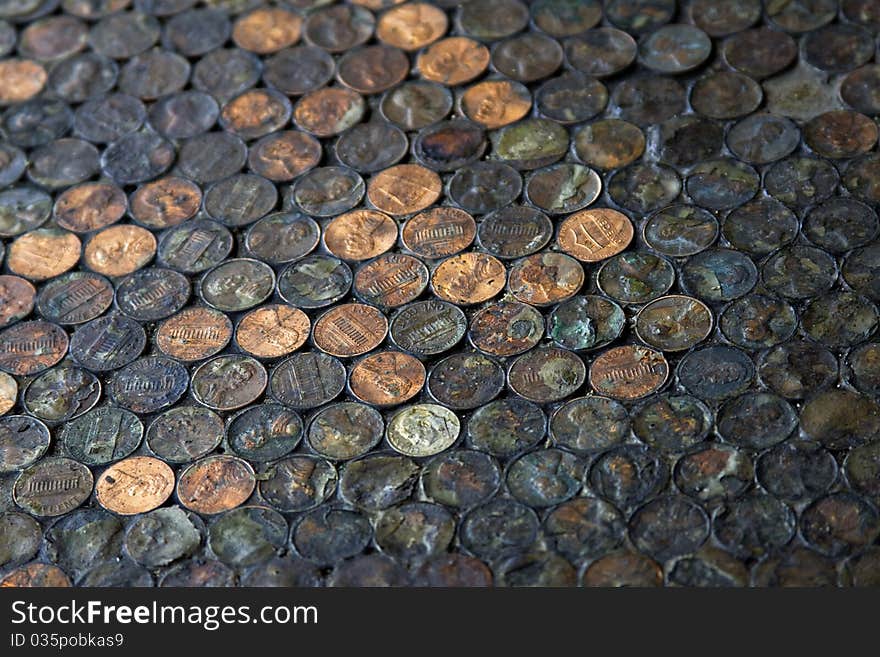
top-left (720, 295), bottom-right (797, 350)
top-left (95, 456), bottom-right (174, 515)
top-left (14, 458), bottom-right (93, 517)
top-left (598, 252), bottom-right (675, 305)
top-left (146, 406), bottom-right (223, 464)
top-left (155, 306), bottom-right (232, 362)
top-left (427, 352), bottom-right (504, 410)
top-left (354, 254), bottom-right (429, 309)
top-left (0, 372), bottom-right (17, 416)
top-left (323, 210), bottom-right (397, 262)
top-left (635, 296), bottom-right (713, 352)
top-left (0, 187), bottom-right (52, 238)
top-left (313, 303), bottom-right (388, 358)
top-left (269, 352), bottom-right (347, 409)
top-left (508, 252), bottom-right (584, 306)
top-left (402, 207), bottom-right (475, 259)
top-left (389, 300), bottom-right (467, 357)
top-left (0, 415), bottom-right (50, 473)
top-left (191, 355), bottom-right (267, 412)
top-left (432, 252), bottom-right (506, 305)
top-left (200, 258), bottom-right (274, 312)
top-left (507, 346), bottom-right (586, 404)
top-left (644, 205), bottom-right (718, 257)
top-left (307, 402), bottom-right (383, 461)
top-left (59, 407), bottom-right (142, 467)
top-left (548, 295), bottom-right (625, 352)
top-left (681, 248), bottom-right (758, 302)
top-left (387, 403), bottom-right (460, 458)
top-left (466, 398), bottom-right (545, 458)
top-left (349, 351), bottom-right (425, 407)
top-left (227, 404), bottom-right (303, 463)
top-left (589, 345), bottom-right (669, 401)
top-left (108, 356), bottom-right (188, 414)
top-left (468, 301), bottom-right (543, 357)
top-left (0, 275), bottom-right (33, 328)
top-left (235, 305), bottom-right (310, 359)
top-left (0, 320), bottom-right (68, 376)
top-left (557, 208), bottom-right (633, 263)
top-left (759, 340), bottom-right (839, 401)
top-left (23, 366), bottom-right (101, 423)
top-left (177, 455), bottom-right (255, 515)
top-left (677, 345), bottom-right (755, 401)
top-left (632, 394), bottom-right (712, 454)
top-left (722, 198), bottom-right (798, 256)
top-left (639, 24), bottom-right (711, 73)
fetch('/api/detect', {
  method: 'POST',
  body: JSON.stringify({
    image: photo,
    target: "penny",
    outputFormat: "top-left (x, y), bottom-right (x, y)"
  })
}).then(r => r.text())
top-left (0, 415), bottom-right (50, 472)
top-left (145, 405), bottom-right (222, 464)
top-left (714, 492), bottom-right (797, 559)
top-left (177, 455), bottom-right (255, 515)
top-left (659, 116), bottom-right (724, 168)
top-left (94, 456), bottom-right (174, 516)
top-left (496, 552), bottom-right (577, 587)
top-left (632, 394), bottom-right (712, 454)
top-left (219, 88), bottom-right (291, 141)
top-left (401, 207), bottom-right (475, 259)
top-left (162, 8), bottom-right (230, 57)
top-left (421, 449), bottom-right (500, 508)
top-left (129, 176), bottom-right (201, 230)
top-left (428, 352), bottom-right (503, 410)
top-left (536, 72), bottom-right (609, 125)
top-left (529, 0), bottom-right (601, 36)
top-left (459, 79), bottom-right (531, 129)
top-left (477, 206), bottom-right (552, 259)
top-left (118, 49), bottom-right (189, 100)
top-left (763, 65), bottom-right (844, 121)
top-left (718, 392), bottom-right (798, 450)
top-left (177, 132), bottom-right (247, 184)
top-left (8, 228), bottom-right (80, 281)
top-left (100, 130), bottom-right (174, 185)
top-left (466, 398), bottom-right (544, 459)
top-left (349, 351), bottom-right (425, 407)
top-left (803, 291), bottom-right (878, 349)
top-left (762, 246), bottom-right (837, 299)
top-left (245, 212), bottom-right (319, 265)
top-left (191, 354), bottom-right (267, 412)
top-left (155, 306), bottom-right (232, 362)
top-left (27, 138), bottom-right (100, 190)
top-left (0, 511), bottom-right (42, 569)
top-left (419, 36), bottom-right (490, 86)
top-left (0, 59), bottom-right (47, 105)
top-left (643, 205), bottom-right (717, 257)
top-left (313, 303), bottom-right (388, 358)
top-left (203, 174), bottom-right (277, 229)
top-left (107, 355), bottom-right (186, 412)
top-left (805, 110), bottom-right (878, 159)
top-left (381, 81), bottom-right (453, 131)
top-left (843, 0), bottom-right (880, 28)
top-left (547, 295), bottom-right (624, 352)
top-left (598, 252), bottom-right (675, 305)
top-left (801, 493), bottom-right (880, 557)
top-left (208, 506), bottom-right (287, 567)
top-left (116, 267), bottom-right (190, 322)
top-left (234, 305), bottom-right (309, 360)
top-left (460, 498), bottom-right (539, 559)
top-left (336, 44), bottom-right (408, 95)
top-left (262, 45), bottom-right (333, 97)
top-left (844, 548), bottom-right (880, 588)
top-left (589, 345), bottom-right (669, 401)
top-left (277, 254), bottom-right (352, 309)
top-left (469, 301), bottom-right (543, 357)
top-left (845, 154), bottom-right (880, 206)
top-left (582, 552), bottom-right (662, 587)
top-left (508, 252), bottom-right (583, 306)
top-left (335, 122), bottom-right (407, 174)
top-left (757, 439), bottom-right (837, 504)
top-left (146, 93), bottom-right (215, 138)
top-left (525, 163), bottom-right (601, 215)
top-left (293, 87), bottom-right (365, 139)
top-left (550, 395), bottom-right (629, 454)
top-left (385, 403), bottom-right (459, 458)
top-left (22, 365), bottom-right (99, 424)
top-left (59, 406), bottom-right (142, 467)
top-left (722, 198), bottom-right (798, 255)
top-left (677, 345), bottom-right (755, 401)
top-left (691, 71), bottom-right (763, 121)
top-left (574, 119), bottom-right (645, 170)
top-left (413, 120), bottom-right (486, 172)
top-left (290, 166), bottom-right (364, 217)
top-left (339, 453), bottom-right (419, 511)
top-left (606, 0), bottom-right (674, 34)
top-left (68, 313), bottom-right (145, 372)
top-left (231, 6), bottom-right (301, 54)
top-left (557, 208), bottom-right (633, 262)
top-left (0, 563), bottom-right (71, 587)
top-left (83, 224), bottom-right (155, 278)
top-left (543, 497), bottom-right (626, 562)
top-left (200, 258), bottom-right (274, 312)
top-left (727, 113), bottom-right (800, 165)
top-left (353, 254), bottom-right (428, 309)
top-left (0, 371), bottom-right (16, 415)
top-left (324, 210), bottom-right (397, 262)
top-left (690, 0), bottom-right (761, 36)
top-left (53, 182), bottom-right (126, 234)
top-left (490, 118), bottom-right (569, 170)
top-left (303, 3), bottom-right (373, 52)
top-left (377, 2), bottom-right (446, 51)
top-left (73, 93), bottom-right (146, 144)
top-left (456, 0), bottom-right (528, 40)
top-left (308, 402), bottom-right (383, 460)
top-left (758, 340), bottom-right (838, 400)
top-left (805, 198), bottom-right (879, 254)
top-left (613, 76), bottom-right (686, 126)
top-left (841, 66), bottom-right (880, 117)
top-left (14, 457), bottom-right (93, 517)
top-left (432, 252), bottom-right (506, 305)
top-left (507, 448), bottom-right (583, 508)
top-left (389, 300), bottom-right (467, 357)
top-left (686, 158), bottom-right (760, 210)
top-left (845, 244), bottom-right (880, 302)
top-left (564, 27), bottom-right (637, 78)
top-left (847, 343), bottom-right (880, 397)
top-left (0, 275), bottom-right (35, 327)
top-left (0, 187), bottom-right (51, 238)
top-left (636, 295), bottom-right (713, 352)
top-left (447, 161), bottom-right (523, 215)
top-left (269, 351), bottom-right (346, 409)
top-left (226, 403), bottom-right (301, 463)
top-left (2, 98), bottom-right (73, 149)
top-left (125, 506), bottom-right (200, 568)
top-left (630, 496), bottom-right (709, 561)
top-left (0, 320), bottom-right (68, 376)
top-left (720, 294), bottom-right (797, 350)
top-left (0, 143), bottom-right (26, 188)
top-left (681, 248), bottom-right (758, 302)
top-left (492, 32), bottom-right (563, 82)
top-left (415, 554), bottom-right (492, 587)
top-left (247, 131), bottom-right (320, 182)
top-left (805, 23), bottom-right (874, 74)
top-left (507, 346), bottom-right (586, 403)
top-left (640, 24), bottom-right (712, 74)
top-left (609, 163), bottom-right (681, 214)
top-left (766, 0), bottom-right (837, 33)
top-left (801, 388), bottom-right (880, 451)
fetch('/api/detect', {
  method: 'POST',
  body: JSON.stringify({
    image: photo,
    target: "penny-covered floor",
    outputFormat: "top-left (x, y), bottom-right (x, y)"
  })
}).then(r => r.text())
top-left (1, 0), bottom-right (880, 587)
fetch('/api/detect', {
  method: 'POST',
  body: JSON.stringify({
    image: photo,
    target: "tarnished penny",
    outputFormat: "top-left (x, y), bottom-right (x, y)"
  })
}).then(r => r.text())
top-left (589, 345), bottom-right (670, 401)
top-left (0, 320), bottom-right (68, 375)
top-left (248, 131), bottom-right (321, 182)
top-left (336, 45), bottom-right (409, 95)
top-left (129, 176), bottom-right (201, 229)
top-left (8, 229), bottom-right (81, 281)
top-left (353, 254), bottom-right (429, 309)
top-left (508, 252), bottom-right (584, 306)
top-left (460, 80), bottom-right (532, 129)
top-left (313, 303), bottom-right (388, 358)
top-left (324, 209), bottom-right (398, 261)
top-left (14, 457), bottom-right (93, 518)
top-left (84, 225), bottom-right (156, 278)
top-left (387, 403), bottom-right (460, 458)
top-left (156, 306), bottom-right (232, 362)
top-left (635, 295), bottom-right (713, 352)
top-left (432, 252), bottom-right (506, 305)
top-left (377, 2), bottom-right (447, 51)
top-left (177, 455), bottom-right (256, 515)
top-left (349, 351), bottom-right (426, 407)
top-left (469, 300), bottom-right (544, 357)
top-left (0, 275), bottom-right (36, 328)
top-left (95, 455), bottom-right (174, 516)
top-left (418, 36), bottom-right (490, 86)
top-left (53, 181), bottom-right (127, 233)
top-left (235, 304), bottom-right (310, 359)
top-left (191, 354), bottom-right (268, 411)
top-left (402, 207), bottom-right (475, 259)
top-left (507, 346), bottom-right (586, 404)
top-left (232, 7), bottom-right (302, 54)
top-left (367, 164), bottom-right (442, 216)
top-left (293, 87), bottom-right (366, 138)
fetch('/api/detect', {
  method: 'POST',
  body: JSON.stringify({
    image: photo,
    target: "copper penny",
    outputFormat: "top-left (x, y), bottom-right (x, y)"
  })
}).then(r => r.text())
top-left (349, 350), bottom-right (426, 407)
top-left (248, 130), bottom-right (322, 182)
top-left (293, 87), bottom-right (366, 138)
top-left (432, 252), bottom-right (506, 305)
top-left (469, 300), bottom-right (544, 357)
top-left (324, 209), bottom-right (398, 261)
top-left (232, 7), bottom-right (302, 54)
top-left (354, 253), bottom-right (429, 308)
top-left (0, 563), bottom-right (71, 587)
top-left (635, 295), bottom-right (714, 352)
top-left (508, 252), bottom-right (584, 306)
top-left (313, 303), bottom-right (388, 358)
top-left (0, 320), bottom-right (68, 376)
top-left (377, 2), bottom-right (448, 51)
top-left (574, 119), bottom-right (646, 170)
top-left (177, 455), bottom-right (256, 515)
top-left (129, 176), bottom-right (202, 229)
top-left (0, 372), bottom-right (16, 415)
top-left (95, 455), bottom-right (175, 516)
top-left (53, 181), bottom-right (126, 234)
top-left (236, 304), bottom-right (310, 359)
top-left (219, 88), bottom-right (292, 141)
top-left (589, 345), bottom-right (670, 401)
top-left (460, 79), bottom-right (532, 130)
top-left (367, 164), bottom-right (442, 216)
top-left (84, 225), bottom-right (156, 278)
top-left (558, 208), bottom-right (635, 263)
top-left (8, 229), bottom-right (81, 281)
top-left (804, 110), bottom-right (879, 160)
top-left (156, 306), bottom-right (233, 362)
top-left (418, 36), bottom-right (490, 86)
top-left (0, 275), bottom-right (36, 328)
top-left (336, 45), bottom-right (410, 95)
top-left (0, 60), bottom-right (47, 105)
top-left (402, 207), bottom-right (476, 258)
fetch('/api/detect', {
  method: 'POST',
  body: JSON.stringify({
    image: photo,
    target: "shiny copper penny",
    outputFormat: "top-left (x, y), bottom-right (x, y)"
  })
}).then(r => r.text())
top-left (350, 350), bottom-right (426, 407)
top-left (129, 176), bottom-right (202, 229)
top-left (235, 304), bottom-right (310, 359)
top-left (84, 225), bottom-right (156, 278)
top-left (558, 208), bottom-right (634, 263)
top-left (313, 303), bottom-right (388, 358)
top-left (0, 563), bottom-right (71, 587)
top-left (432, 252), bottom-right (506, 305)
top-left (293, 87), bottom-right (366, 138)
top-left (53, 181), bottom-right (127, 233)
top-left (508, 252), bottom-right (584, 306)
top-left (354, 253), bottom-right (429, 308)
top-left (0, 275), bottom-right (36, 328)
top-left (0, 59), bottom-right (47, 105)
top-left (95, 455), bottom-right (175, 516)
top-left (324, 209), bottom-right (398, 261)
top-left (232, 7), bottom-right (302, 54)
top-left (177, 455), bottom-right (256, 515)
top-left (248, 131), bottom-right (322, 182)
top-left (418, 36), bottom-right (490, 86)
top-left (635, 295), bottom-right (714, 352)
top-left (8, 229), bottom-right (81, 281)
top-left (402, 207), bottom-right (476, 258)
top-left (367, 164), bottom-right (442, 216)
top-left (156, 306), bottom-right (233, 362)
top-left (378, 2), bottom-right (448, 51)
top-left (0, 320), bottom-right (68, 375)
top-left (0, 371), bottom-right (16, 415)
top-left (589, 345), bottom-right (670, 401)
top-left (460, 79), bottom-right (532, 130)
